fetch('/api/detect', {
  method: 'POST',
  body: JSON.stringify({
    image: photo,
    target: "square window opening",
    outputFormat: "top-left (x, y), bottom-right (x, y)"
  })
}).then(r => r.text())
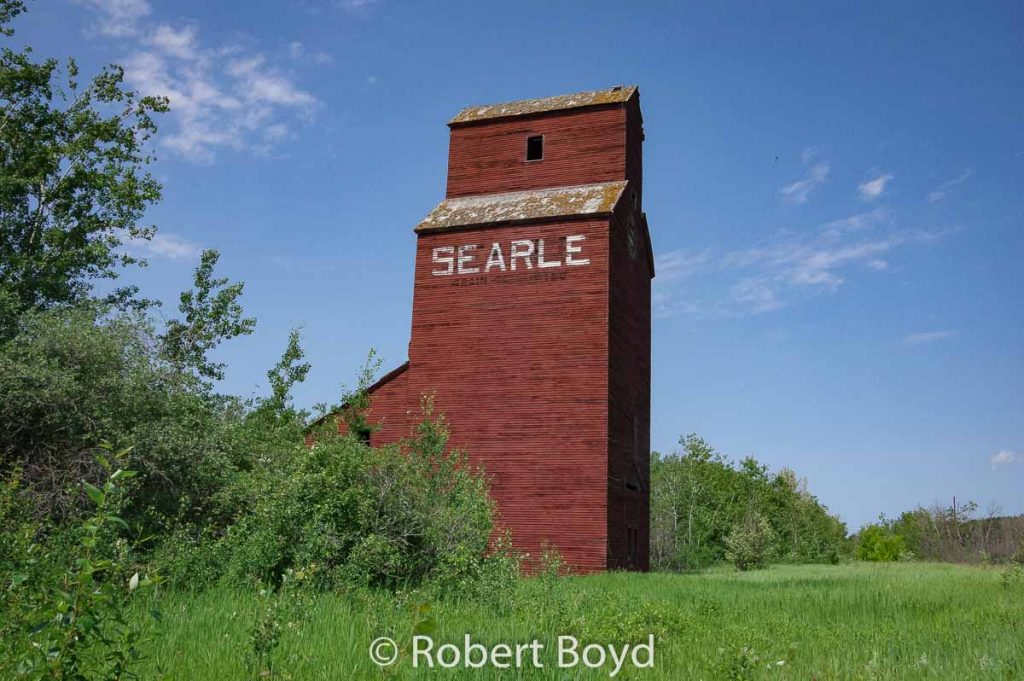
top-left (526, 135), bottom-right (544, 161)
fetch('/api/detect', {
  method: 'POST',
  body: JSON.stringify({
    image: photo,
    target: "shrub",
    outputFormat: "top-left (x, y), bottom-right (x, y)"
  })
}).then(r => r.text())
top-left (855, 524), bottom-right (906, 562)
top-left (0, 454), bottom-right (162, 680)
top-left (724, 511), bottom-right (775, 571)
top-left (221, 402), bottom-right (499, 591)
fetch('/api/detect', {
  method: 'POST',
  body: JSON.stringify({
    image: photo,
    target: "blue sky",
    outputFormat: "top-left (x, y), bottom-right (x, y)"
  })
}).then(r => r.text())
top-left (17, 0), bottom-right (1023, 529)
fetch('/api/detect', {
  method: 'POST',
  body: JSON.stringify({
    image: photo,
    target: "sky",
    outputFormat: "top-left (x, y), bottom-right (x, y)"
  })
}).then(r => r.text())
top-left (13, 0), bottom-right (1023, 530)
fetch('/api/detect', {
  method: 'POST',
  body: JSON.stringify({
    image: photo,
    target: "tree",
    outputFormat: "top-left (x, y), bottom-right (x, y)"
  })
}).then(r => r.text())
top-left (0, 0), bottom-right (168, 337)
top-left (724, 511), bottom-right (775, 571)
top-left (855, 523), bottom-right (905, 562)
top-left (160, 249), bottom-right (256, 383)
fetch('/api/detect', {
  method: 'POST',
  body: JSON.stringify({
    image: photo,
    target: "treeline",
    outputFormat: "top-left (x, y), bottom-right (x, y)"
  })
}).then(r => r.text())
top-left (855, 501), bottom-right (1024, 564)
top-left (650, 434), bottom-right (847, 571)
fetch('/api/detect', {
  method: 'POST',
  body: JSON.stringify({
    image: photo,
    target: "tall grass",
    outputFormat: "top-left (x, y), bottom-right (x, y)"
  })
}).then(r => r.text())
top-left (135, 563), bottom-right (1023, 680)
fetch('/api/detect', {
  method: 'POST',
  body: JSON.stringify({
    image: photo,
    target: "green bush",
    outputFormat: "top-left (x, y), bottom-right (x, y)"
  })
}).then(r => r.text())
top-left (724, 511), bottom-right (776, 571)
top-left (218, 402), bottom-right (502, 591)
top-left (0, 454), bottom-right (161, 680)
top-left (855, 524), bottom-right (906, 562)
top-left (0, 306), bottom-right (240, 531)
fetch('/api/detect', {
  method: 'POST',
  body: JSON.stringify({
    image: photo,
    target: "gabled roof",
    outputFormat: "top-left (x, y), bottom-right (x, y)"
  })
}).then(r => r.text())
top-left (449, 85), bottom-right (638, 125)
top-left (414, 181), bottom-right (628, 234)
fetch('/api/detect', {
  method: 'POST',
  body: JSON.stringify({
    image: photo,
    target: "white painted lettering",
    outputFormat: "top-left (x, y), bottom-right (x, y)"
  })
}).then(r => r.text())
top-left (510, 239), bottom-right (535, 270)
top-left (485, 242), bottom-right (507, 272)
top-left (565, 235), bottom-right (590, 266)
top-left (457, 244), bottom-right (480, 274)
top-left (537, 238), bottom-right (560, 268)
top-left (431, 246), bottom-right (454, 276)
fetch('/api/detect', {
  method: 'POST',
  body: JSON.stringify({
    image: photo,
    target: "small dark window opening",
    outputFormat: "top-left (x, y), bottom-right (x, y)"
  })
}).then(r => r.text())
top-left (526, 135), bottom-right (544, 161)
top-left (356, 428), bottom-right (371, 444)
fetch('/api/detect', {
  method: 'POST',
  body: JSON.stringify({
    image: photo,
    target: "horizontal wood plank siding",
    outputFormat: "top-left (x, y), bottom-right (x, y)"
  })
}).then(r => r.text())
top-left (446, 106), bottom-right (628, 199)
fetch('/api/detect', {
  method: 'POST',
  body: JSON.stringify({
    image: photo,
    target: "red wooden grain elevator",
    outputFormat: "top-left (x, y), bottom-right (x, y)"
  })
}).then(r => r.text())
top-left (349, 86), bottom-right (654, 572)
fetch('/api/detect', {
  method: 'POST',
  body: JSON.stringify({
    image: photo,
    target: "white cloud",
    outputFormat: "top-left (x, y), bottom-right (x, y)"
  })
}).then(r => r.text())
top-left (74, 0), bottom-right (151, 36)
top-left (338, 0), bottom-right (379, 11)
top-left (859, 172), bottom-right (893, 201)
top-left (79, 5), bottom-right (319, 162)
top-left (781, 163), bottom-right (829, 205)
top-left (125, 232), bottom-right (202, 260)
top-left (821, 208), bottom-right (890, 239)
top-left (903, 330), bottom-right (957, 346)
top-left (226, 56), bottom-right (317, 108)
top-left (654, 249), bottom-right (712, 282)
top-left (288, 41), bottom-right (335, 65)
top-left (148, 24), bottom-right (199, 60)
top-left (928, 168), bottom-right (974, 204)
top-left (801, 145), bottom-right (824, 164)
top-left (990, 450), bottom-right (1022, 469)
top-left (654, 213), bottom-right (941, 318)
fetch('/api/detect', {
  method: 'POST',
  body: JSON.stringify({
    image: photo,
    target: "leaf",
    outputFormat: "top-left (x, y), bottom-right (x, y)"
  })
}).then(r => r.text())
top-left (111, 469), bottom-right (138, 481)
top-left (128, 573), bottom-right (139, 592)
top-left (83, 481), bottom-right (104, 506)
top-left (413, 616), bottom-right (437, 637)
top-left (107, 515), bottom-right (130, 531)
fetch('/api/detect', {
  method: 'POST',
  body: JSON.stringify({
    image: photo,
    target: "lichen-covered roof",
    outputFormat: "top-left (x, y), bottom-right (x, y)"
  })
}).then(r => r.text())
top-left (449, 85), bottom-right (638, 125)
top-left (415, 182), bottom-right (627, 233)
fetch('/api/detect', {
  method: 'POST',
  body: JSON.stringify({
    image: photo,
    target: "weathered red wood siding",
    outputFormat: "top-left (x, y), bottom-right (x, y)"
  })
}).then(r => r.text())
top-left (606, 200), bottom-right (652, 571)
top-left (361, 364), bottom-right (418, 446)
top-left (407, 218), bottom-right (610, 572)
top-left (342, 90), bottom-right (651, 573)
top-left (446, 106), bottom-right (628, 198)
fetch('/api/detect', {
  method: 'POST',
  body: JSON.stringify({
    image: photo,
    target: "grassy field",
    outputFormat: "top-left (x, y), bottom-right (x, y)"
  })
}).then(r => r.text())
top-left (134, 562), bottom-right (1023, 680)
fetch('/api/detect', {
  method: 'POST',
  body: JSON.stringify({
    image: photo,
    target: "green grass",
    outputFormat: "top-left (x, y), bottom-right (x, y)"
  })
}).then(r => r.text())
top-left (134, 563), bottom-right (1023, 680)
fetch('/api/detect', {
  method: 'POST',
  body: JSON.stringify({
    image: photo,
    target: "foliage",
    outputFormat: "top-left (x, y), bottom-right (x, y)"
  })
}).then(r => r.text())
top-left (159, 249), bottom-right (256, 383)
top-left (219, 398), bottom-right (498, 591)
top-left (855, 522), bottom-right (906, 562)
top-left (724, 511), bottom-right (775, 571)
top-left (0, 1), bottom-right (168, 337)
top-left (0, 452), bottom-right (162, 680)
top-left (650, 434), bottom-right (846, 571)
top-left (887, 501), bottom-right (1024, 564)
top-left (0, 305), bottom-right (240, 528)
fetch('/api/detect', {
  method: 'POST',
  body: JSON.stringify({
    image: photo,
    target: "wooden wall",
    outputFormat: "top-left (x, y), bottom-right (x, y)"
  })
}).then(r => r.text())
top-left (349, 93), bottom-right (651, 573)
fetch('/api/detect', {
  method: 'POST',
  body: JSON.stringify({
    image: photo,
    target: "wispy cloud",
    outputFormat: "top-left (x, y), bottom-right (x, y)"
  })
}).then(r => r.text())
top-left (78, 5), bottom-right (319, 162)
top-left (73, 0), bottom-right (151, 37)
top-left (903, 330), bottom-right (957, 346)
top-left (859, 172), bottom-right (893, 201)
top-left (928, 168), bottom-right (974, 204)
top-left (338, 0), bottom-right (380, 12)
top-left (778, 152), bottom-right (827, 205)
top-left (288, 41), bottom-right (335, 65)
top-left (801, 145), bottom-right (824, 164)
top-left (124, 232), bottom-right (202, 260)
top-left (654, 213), bottom-right (941, 318)
top-left (821, 207), bottom-right (890, 239)
top-left (990, 450), bottom-right (1022, 469)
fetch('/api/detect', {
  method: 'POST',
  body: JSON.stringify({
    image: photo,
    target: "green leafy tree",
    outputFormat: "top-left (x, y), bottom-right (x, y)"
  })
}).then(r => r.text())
top-left (651, 433), bottom-right (846, 571)
top-left (724, 511), bottom-right (776, 571)
top-left (855, 523), bottom-right (906, 562)
top-left (160, 249), bottom-right (256, 383)
top-left (0, 0), bottom-right (168, 337)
